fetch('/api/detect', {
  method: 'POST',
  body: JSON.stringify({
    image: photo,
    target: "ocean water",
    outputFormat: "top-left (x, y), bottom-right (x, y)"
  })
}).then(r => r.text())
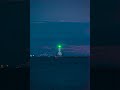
top-left (30, 57), bottom-right (90, 90)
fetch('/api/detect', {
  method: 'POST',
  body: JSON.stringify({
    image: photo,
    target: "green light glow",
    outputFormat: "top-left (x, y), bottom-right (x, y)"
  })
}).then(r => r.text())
top-left (57, 45), bottom-right (62, 48)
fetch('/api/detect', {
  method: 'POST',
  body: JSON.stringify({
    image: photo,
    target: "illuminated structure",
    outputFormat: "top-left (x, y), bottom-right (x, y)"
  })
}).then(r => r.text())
top-left (57, 44), bottom-right (63, 56)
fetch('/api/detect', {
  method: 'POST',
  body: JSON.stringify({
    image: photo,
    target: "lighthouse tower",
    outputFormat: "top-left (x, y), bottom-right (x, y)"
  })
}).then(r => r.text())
top-left (57, 45), bottom-right (62, 56)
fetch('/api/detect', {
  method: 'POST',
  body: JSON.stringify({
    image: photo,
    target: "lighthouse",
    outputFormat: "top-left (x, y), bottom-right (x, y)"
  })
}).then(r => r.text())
top-left (57, 44), bottom-right (63, 56)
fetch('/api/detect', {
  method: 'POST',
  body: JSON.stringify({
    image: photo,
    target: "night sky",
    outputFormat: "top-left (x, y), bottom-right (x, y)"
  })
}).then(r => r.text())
top-left (30, 0), bottom-right (90, 56)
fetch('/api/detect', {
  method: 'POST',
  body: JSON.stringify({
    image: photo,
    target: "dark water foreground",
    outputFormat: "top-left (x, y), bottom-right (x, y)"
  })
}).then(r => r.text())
top-left (0, 68), bottom-right (29, 90)
top-left (0, 57), bottom-right (120, 90)
top-left (30, 57), bottom-right (90, 90)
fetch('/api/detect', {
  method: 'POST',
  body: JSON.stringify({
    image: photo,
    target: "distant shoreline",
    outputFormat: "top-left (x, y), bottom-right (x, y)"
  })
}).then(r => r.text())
top-left (30, 56), bottom-right (89, 58)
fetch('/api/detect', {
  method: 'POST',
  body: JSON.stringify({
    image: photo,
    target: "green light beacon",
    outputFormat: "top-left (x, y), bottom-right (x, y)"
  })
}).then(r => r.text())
top-left (57, 44), bottom-right (62, 56)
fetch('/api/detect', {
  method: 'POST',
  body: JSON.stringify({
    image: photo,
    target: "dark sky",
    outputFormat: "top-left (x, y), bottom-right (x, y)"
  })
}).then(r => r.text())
top-left (30, 0), bottom-right (90, 22)
top-left (30, 0), bottom-right (90, 56)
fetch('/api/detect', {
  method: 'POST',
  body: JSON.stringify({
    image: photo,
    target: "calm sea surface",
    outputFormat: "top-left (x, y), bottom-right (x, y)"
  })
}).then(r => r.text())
top-left (30, 57), bottom-right (90, 90)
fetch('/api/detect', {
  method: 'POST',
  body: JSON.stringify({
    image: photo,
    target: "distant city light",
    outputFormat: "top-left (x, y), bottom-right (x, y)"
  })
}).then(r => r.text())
top-left (30, 54), bottom-right (35, 57)
top-left (1, 65), bottom-right (4, 68)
